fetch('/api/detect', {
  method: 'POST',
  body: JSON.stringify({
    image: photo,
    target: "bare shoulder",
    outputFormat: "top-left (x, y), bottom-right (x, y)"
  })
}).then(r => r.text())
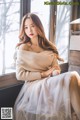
top-left (19, 43), bottom-right (30, 51)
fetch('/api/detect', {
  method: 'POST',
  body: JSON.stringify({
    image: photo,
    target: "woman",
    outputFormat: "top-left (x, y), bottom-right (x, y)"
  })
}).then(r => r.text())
top-left (14, 13), bottom-right (80, 120)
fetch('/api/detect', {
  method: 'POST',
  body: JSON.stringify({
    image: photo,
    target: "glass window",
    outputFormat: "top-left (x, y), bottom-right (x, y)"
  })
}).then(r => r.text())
top-left (31, 0), bottom-right (50, 39)
top-left (55, 2), bottom-right (71, 63)
top-left (0, 0), bottom-right (20, 75)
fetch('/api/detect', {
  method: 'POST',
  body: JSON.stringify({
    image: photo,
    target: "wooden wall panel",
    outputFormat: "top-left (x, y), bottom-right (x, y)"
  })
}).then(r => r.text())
top-left (68, 50), bottom-right (80, 74)
top-left (69, 50), bottom-right (80, 65)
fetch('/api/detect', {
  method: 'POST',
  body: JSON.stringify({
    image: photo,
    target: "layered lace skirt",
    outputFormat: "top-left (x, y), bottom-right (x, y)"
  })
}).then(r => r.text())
top-left (14, 71), bottom-right (80, 120)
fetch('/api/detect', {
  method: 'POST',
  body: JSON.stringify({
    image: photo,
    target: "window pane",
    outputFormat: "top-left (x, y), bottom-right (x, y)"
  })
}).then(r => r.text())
top-left (55, 1), bottom-right (71, 63)
top-left (0, 0), bottom-right (20, 75)
top-left (31, 0), bottom-right (50, 39)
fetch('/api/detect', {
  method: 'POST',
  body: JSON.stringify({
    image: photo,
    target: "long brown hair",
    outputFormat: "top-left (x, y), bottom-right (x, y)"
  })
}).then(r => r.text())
top-left (17, 13), bottom-right (63, 61)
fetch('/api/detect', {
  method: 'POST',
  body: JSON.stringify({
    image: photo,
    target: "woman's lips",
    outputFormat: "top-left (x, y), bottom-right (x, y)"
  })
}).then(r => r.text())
top-left (29, 34), bottom-right (34, 36)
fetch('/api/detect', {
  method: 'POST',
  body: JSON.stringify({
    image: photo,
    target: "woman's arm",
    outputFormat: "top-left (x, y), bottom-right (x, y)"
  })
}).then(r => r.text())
top-left (16, 44), bottom-right (42, 81)
top-left (51, 55), bottom-right (61, 76)
top-left (41, 54), bottom-right (61, 78)
top-left (40, 66), bottom-right (60, 78)
top-left (16, 65), bottom-right (41, 81)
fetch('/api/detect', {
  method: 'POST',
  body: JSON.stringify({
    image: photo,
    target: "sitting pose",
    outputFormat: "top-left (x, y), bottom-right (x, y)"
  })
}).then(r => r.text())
top-left (14, 13), bottom-right (80, 120)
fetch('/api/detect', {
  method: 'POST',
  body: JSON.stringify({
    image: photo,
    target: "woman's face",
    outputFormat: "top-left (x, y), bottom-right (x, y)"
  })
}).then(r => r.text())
top-left (24, 18), bottom-right (38, 39)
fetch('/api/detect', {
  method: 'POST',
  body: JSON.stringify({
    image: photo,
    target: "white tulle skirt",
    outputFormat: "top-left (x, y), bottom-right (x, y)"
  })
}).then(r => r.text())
top-left (14, 71), bottom-right (80, 120)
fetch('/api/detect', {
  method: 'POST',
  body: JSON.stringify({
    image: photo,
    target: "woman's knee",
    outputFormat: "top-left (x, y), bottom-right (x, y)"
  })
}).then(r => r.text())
top-left (70, 74), bottom-right (79, 90)
top-left (70, 73), bottom-right (80, 97)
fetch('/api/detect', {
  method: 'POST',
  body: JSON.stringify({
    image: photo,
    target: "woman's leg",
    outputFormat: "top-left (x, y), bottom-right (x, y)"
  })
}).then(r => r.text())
top-left (70, 73), bottom-right (80, 119)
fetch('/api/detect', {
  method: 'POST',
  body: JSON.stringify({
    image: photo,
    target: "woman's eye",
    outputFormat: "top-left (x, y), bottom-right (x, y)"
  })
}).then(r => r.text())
top-left (25, 27), bottom-right (28, 29)
top-left (31, 25), bottom-right (34, 27)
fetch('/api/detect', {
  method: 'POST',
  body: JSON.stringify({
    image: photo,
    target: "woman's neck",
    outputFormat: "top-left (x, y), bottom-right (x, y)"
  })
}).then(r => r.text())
top-left (30, 36), bottom-right (38, 46)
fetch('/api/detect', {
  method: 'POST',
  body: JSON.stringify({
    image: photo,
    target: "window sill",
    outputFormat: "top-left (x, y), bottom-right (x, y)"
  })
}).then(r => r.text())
top-left (0, 72), bottom-right (23, 89)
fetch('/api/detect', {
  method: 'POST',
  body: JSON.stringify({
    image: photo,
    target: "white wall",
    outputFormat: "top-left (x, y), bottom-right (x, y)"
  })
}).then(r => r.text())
top-left (70, 35), bottom-right (80, 50)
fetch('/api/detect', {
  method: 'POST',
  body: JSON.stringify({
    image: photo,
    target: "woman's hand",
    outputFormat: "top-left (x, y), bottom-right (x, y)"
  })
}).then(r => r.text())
top-left (51, 70), bottom-right (60, 76)
top-left (41, 66), bottom-right (61, 78)
top-left (41, 67), bottom-right (55, 78)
